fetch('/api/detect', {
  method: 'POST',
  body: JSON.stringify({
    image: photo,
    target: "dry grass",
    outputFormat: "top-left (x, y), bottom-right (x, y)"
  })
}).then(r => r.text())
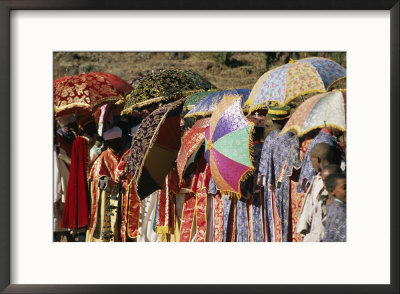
top-left (54, 52), bottom-right (345, 91)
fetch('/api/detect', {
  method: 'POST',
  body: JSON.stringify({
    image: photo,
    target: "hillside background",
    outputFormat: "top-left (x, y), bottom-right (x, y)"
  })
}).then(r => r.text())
top-left (54, 52), bottom-right (346, 90)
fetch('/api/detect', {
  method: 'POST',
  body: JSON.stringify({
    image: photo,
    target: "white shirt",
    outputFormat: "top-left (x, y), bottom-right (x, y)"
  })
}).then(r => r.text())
top-left (296, 173), bottom-right (325, 242)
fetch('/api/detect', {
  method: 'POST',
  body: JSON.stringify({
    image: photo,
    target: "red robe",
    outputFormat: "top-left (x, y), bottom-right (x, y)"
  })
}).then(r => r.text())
top-left (61, 137), bottom-right (89, 230)
top-left (88, 148), bottom-right (120, 237)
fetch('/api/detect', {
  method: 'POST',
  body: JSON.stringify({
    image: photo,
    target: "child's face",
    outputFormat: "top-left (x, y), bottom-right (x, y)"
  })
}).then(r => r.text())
top-left (333, 178), bottom-right (346, 202)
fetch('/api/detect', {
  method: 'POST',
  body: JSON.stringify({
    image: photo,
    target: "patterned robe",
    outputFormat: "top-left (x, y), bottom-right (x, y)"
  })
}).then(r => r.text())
top-left (259, 130), bottom-right (301, 242)
top-left (274, 133), bottom-right (302, 242)
top-left (180, 158), bottom-right (211, 242)
top-left (86, 149), bottom-right (120, 242)
top-left (258, 130), bottom-right (280, 242)
top-left (237, 142), bottom-right (264, 242)
top-left (323, 198), bottom-right (346, 242)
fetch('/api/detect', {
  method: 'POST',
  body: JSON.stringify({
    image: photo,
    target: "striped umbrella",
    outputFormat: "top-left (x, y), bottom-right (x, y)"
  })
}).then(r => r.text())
top-left (205, 96), bottom-right (254, 198)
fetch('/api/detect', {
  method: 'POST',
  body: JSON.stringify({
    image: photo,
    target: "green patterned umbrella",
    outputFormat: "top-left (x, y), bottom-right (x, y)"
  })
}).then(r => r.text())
top-left (122, 70), bottom-right (213, 115)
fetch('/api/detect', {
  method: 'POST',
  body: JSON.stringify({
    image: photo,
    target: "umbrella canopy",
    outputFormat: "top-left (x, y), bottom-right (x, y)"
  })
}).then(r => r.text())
top-left (54, 72), bottom-right (132, 117)
top-left (280, 90), bottom-right (346, 137)
top-left (122, 69), bottom-right (213, 115)
top-left (176, 117), bottom-right (210, 183)
top-left (204, 96), bottom-right (254, 198)
top-left (183, 90), bottom-right (218, 111)
top-left (126, 99), bottom-right (184, 200)
top-left (246, 57), bottom-right (346, 113)
top-left (185, 89), bottom-right (251, 118)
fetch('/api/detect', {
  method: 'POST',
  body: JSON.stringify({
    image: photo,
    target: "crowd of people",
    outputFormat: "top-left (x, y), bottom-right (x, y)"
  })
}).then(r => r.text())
top-left (54, 99), bottom-right (346, 242)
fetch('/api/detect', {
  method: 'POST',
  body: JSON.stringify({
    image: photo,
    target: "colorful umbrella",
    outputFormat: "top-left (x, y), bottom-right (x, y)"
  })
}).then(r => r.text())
top-left (204, 96), bottom-right (254, 198)
top-left (183, 90), bottom-right (218, 111)
top-left (280, 90), bottom-right (346, 137)
top-left (126, 99), bottom-right (184, 200)
top-left (184, 89), bottom-right (251, 118)
top-left (176, 117), bottom-right (210, 183)
top-left (54, 72), bottom-right (132, 117)
top-left (246, 57), bottom-right (346, 113)
top-left (122, 69), bottom-right (213, 115)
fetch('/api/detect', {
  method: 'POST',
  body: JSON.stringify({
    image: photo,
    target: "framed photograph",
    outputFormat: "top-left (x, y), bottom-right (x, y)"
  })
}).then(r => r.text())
top-left (1, 1), bottom-right (398, 293)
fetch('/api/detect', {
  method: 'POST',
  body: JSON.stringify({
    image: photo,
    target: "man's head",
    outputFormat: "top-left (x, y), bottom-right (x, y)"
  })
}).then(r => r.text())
top-left (310, 143), bottom-right (342, 173)
top-left (321, 164), bottom-right (342, 190)
top-left (325, 173), bottom-right (346, 202)
top-left (103, 126), bottom-right (123, 154)
top-left (268, 106), bottom-right (290, 130)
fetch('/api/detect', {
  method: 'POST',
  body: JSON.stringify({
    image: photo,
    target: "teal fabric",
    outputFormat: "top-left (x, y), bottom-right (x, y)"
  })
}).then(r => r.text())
top-left (212, 126), bottom-right (252, 167)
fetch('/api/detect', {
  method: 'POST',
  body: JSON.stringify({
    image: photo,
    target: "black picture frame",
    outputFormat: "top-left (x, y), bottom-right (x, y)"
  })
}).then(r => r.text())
top-left (0, 1), bottom-right (398, 293)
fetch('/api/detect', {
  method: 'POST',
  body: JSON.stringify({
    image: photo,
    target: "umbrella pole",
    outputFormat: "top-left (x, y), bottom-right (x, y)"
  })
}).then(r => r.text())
top-left (260, 185), bottom-right (267, 242)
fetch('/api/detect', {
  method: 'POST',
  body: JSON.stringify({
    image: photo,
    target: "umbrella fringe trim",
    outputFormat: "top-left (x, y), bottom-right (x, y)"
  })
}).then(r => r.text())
top-left (279, 123), bottom-right (346, 138)
top-left (131, 110), bottom-right (170, 191)
top-left (122, 90), bottom-right (198, 115)
top-left (222, 190), bottom-right (242, 200)
top-left (185, 108), bottom-right (249, 119)
top-left (327, 76), bottom-right (346, 91)
top-left (54, 103), bottom-right (91, 114)
top-left (115, 99), bottom-right (125, 105)
top-left (130, 100), bottom-right (184, 194)
top-left (219, 122), bottom-right (256, 200)
top-left (184, 111), bottom-right (213, 119)
top-left (237, 121), bottom-right (256, 196)
top-left (183, 89), bottom-right (221, 108)
top-left (248, 89), bottom-right (326, 114)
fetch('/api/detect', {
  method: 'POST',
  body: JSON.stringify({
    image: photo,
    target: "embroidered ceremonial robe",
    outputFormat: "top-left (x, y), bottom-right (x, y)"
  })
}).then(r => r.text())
top-left (86, 148), bottom-right (120, 242)
top-left (155, 165), bottom-right (180, 242)
top-left (180, 158), bottom-right (211, 242)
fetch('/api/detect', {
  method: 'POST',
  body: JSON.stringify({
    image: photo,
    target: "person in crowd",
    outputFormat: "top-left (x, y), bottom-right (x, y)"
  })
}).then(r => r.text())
top-left (237, 117), bottom-right (265, 242)
top-left (89, 135), bottom-right (104, 166)
top-left (296, 143), bottom-right (342, 241)
top-left (323, 173), bottom-right (346, 242)
top-left (297, 127), bottom-right (341, 193)
top-left (86, 126), bottom-right (123, 242)
top-left (61, 116), bottom-right (98, 241)
top-left (258, 106), bottom-right (291, 242)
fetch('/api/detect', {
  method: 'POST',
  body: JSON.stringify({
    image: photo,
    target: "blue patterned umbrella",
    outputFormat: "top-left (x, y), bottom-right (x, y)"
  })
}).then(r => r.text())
top-left (246, 57), bottom-right (346, 113)
top-left (184, 89), bottom-right (251, 118)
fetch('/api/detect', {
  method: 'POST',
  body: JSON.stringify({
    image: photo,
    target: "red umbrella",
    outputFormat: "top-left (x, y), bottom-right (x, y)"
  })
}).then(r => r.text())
top-left (176, 118), bottom-right (210, 184)
top-left (54, 72), bottom-right (132, 117)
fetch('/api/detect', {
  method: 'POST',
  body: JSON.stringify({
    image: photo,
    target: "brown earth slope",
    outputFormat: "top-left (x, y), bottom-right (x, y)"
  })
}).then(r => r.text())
top-left (53, 52), bottom-right (346, 90)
